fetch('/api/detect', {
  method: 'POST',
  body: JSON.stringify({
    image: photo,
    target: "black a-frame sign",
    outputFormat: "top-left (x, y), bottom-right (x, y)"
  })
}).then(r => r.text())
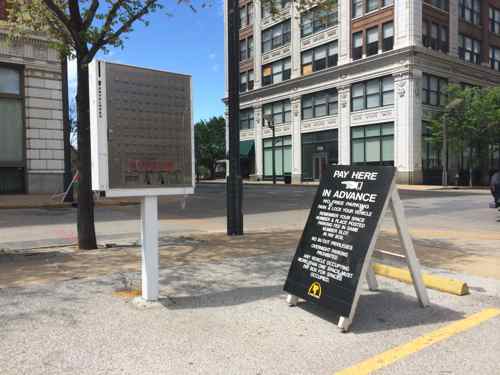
top-left (284, 165), bottom-right (429, 331)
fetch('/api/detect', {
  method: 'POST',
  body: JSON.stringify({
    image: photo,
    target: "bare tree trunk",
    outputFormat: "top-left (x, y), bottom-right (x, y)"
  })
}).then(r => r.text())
top-left (76, 56), bottom-right (97, 250)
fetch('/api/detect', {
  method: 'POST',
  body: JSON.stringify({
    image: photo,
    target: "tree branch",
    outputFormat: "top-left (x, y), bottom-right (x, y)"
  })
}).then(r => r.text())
top-left (42, 0), bottom-right (83, 52)
top-left (82, 0), bottom-right (100, 30)
top-left (86, 0), bottom-right (158, 62)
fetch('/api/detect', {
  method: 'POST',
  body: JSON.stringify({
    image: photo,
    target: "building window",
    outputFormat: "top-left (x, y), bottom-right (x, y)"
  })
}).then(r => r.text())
top-left (239, 36), bottom-right (253, 61)
top-left (490, 47), bottom-right (500, 72)
top-left (263, 99), bottom-right (291, 125)
top-left (0, 66), bottom-right (24, 194)
top-left (351, 123), bottom-right (394, 166)
top-left (262, 20), bottom-right (291, 53)
top-left (366, 26), bottom-right (379, 56)
top-left (301, 6), bottom-right (338, 38)
top-left (458, 34), bottom-right (481, 64)
top-left (382, 22), bottom-right (394, 51)
top-left (352, 31), bottom-right (363, 60)
top-left (422, 20), bottom-right (448, 53)
top-left (490, 7), bottom-right (500, 34)
top-left (422, 73), bottom-right (447, 106)
top-left (301, 41), bottom-right (338, 75)
top-left (428, 0), bottom-right (449, 11)
top-left (422, 123), bottom-right (441, 171)
top-left (240, 70), bottom-right (254, 92)
top-left (352, 0), bottom-right (363, 18)
top-left (459, 0), bottom-right (481, 25)
top-left (302, 130), bottom-right (338, 181)
top-left (240, 3), bottom-right (254, 28)
top-left (263, 135), bottom-right (292, 178)
top-left (239, 108), bottom-right (254, 130)
top-left (351, 76), bottom-right (394, 112)
top-left (262, 0), bottom-right (290, 19)
top-left (352, 0), bottom-right (393, 18)
top-left (301, 89), bottom-right (338, 120)
top-left (262, 58), bottom-right (291, 86)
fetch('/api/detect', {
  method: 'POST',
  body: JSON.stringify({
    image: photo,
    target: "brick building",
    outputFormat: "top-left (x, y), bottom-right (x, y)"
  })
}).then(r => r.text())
top-left (0, 1), bottom-right (68, 194)
top-left (225, 0), bottom-right (500, 184)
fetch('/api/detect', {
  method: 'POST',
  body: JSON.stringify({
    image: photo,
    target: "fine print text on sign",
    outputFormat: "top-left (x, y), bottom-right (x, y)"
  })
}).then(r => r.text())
top-left (284, 165), bottom-right (395, 318)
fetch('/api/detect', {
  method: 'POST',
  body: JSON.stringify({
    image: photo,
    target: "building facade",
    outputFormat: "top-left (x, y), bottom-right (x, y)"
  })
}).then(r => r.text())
top-left (0, 8), bottom-right (67, 194)
top-left (224, 0), bottom-right (500, 184)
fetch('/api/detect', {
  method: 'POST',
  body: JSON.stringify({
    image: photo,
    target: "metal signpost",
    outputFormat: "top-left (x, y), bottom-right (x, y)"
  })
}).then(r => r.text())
top-left (284, 165), bottom-right (429, 332)
top-left (89, 60), bottom-right (194, 301)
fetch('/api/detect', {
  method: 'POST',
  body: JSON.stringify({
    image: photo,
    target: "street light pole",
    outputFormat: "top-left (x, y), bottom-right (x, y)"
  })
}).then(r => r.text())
top-left (272, 124), bottom-right (276, 185)
top-left (442, 115), bottom-right (448, 187)
top-left (226, 0), bottom-right (243, 235)
top-left (264, 115), bottom-right (276, 184)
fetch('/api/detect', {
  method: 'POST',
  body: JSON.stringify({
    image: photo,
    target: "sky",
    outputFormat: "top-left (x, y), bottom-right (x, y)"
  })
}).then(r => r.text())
top-left (67, 0), bottom-right (225, 123)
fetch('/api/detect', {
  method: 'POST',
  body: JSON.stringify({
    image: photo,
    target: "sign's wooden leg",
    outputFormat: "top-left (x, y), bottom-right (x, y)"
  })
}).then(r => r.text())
top-left (286, 294), bottom-right (299, 306)
top-left (338, 316), bottom-right (351, 332)
top-left (390, 190), bottom-right (430, 307)
top-left (366, 263), bottom-right (379, 291)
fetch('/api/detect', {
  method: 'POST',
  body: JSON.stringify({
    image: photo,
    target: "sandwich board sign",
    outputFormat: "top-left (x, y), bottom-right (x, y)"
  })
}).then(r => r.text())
top-left (284, 165), bottom-right (429, 331)
top-left (89, 60), bottom-right (194, 302)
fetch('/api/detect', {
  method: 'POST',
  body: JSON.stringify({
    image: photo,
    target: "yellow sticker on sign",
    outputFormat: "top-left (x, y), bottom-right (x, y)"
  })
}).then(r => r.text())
top-left (308, 282), bottom-right (322, 299)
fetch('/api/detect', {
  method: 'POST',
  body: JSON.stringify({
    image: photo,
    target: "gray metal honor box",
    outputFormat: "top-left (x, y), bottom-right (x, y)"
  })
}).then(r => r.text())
top-left (90, 60), bottom-right (194, 197)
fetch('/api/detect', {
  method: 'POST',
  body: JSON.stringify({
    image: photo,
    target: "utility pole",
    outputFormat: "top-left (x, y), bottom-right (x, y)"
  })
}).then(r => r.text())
top-left (226, 0), bottom-right (243, 235)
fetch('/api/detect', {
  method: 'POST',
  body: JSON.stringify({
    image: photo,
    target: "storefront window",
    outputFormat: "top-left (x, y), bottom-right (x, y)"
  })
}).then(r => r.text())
top-left (263, 136), bottom-right (292, 178)
top-left (301, 130), bottom-right (338, 180)
top-left (351, 123), bottom-right (394, 165)
top-left (0, 65), bottom-right (24, 194)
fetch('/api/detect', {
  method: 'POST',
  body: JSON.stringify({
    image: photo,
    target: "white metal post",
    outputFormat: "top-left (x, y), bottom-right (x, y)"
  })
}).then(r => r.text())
top-left (141, 196), bottom-right (159, 301)
top-left (390, 190), bottom-right (430, 307)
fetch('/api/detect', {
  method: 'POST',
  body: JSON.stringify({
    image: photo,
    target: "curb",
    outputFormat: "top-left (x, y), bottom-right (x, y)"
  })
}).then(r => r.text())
top-left (373, 263), bottom-right (470, 296)
top-left (0, 201), bottom-right (139, 210)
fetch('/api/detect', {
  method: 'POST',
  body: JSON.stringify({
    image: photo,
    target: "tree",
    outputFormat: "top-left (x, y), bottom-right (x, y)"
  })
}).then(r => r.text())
top-left (430, 85), bottom-right (500, 185)
top-left (195, 116), bottom-right (226, 179)
top-left (6, 0), bottom-right (168, 249)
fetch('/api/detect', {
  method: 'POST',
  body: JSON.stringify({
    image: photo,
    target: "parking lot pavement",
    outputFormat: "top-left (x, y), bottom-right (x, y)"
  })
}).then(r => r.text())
top-left (1, 250), bottom-right (499, 375)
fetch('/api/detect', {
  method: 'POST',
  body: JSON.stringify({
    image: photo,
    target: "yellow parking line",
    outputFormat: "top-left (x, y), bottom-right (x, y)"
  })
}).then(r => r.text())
top-left (335, 308), bottom-right (500, 375)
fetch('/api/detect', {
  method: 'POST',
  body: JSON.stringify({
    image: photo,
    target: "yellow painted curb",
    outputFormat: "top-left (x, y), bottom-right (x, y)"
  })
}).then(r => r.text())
top-left (373, 263), bottom-right (469, 296)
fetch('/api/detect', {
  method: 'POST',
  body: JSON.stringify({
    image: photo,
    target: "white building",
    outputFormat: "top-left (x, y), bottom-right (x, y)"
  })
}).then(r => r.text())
top-left (224, 0), bottom-right (500, 184)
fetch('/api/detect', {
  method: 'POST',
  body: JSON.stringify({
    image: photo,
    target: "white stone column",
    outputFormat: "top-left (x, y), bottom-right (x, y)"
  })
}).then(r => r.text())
top-left (291, 96), bottom-right (302, 183)
top-left (449, 0), bottom-right (459, 57)
top-left (290, 4), bottom-right (302, 79)
top-left (253, 0), bottom-right (262, 89)
top-left (393, 70), bottom-right (422, 184)
top-left (254, 105), bottom-right (263, 180)
top-left (338, 85), bottom-right (351, 165)
top-left (394, 0), bottom-right (422, 49)
top-left (338, 0), bottom-right (351, 65)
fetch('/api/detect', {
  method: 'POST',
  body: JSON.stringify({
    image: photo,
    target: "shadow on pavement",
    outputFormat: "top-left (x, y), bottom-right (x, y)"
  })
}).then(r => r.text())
top-left (159, 285), bottom-right (284, 309)
top-left (294, 289), bottom-right (465, 334)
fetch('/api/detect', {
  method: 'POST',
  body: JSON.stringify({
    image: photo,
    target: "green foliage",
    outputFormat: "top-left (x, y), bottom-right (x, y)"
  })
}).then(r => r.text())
top-left (6, 0), bottom-right (165, 61)
top-left (430, 84), bottom-right (500, 173)
top-left (195, 116), bottom-right (226, 179)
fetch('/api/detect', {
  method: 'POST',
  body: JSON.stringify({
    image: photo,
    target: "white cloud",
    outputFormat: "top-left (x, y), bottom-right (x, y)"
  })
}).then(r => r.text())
top-left (209, 52), bottom-right (216, 60)
top-left (212, 64), bottom-right (220, 72)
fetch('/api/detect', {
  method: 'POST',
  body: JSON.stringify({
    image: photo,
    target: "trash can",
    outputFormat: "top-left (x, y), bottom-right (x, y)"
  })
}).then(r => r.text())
top-left (284, 173), bottom-right (292, 184)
